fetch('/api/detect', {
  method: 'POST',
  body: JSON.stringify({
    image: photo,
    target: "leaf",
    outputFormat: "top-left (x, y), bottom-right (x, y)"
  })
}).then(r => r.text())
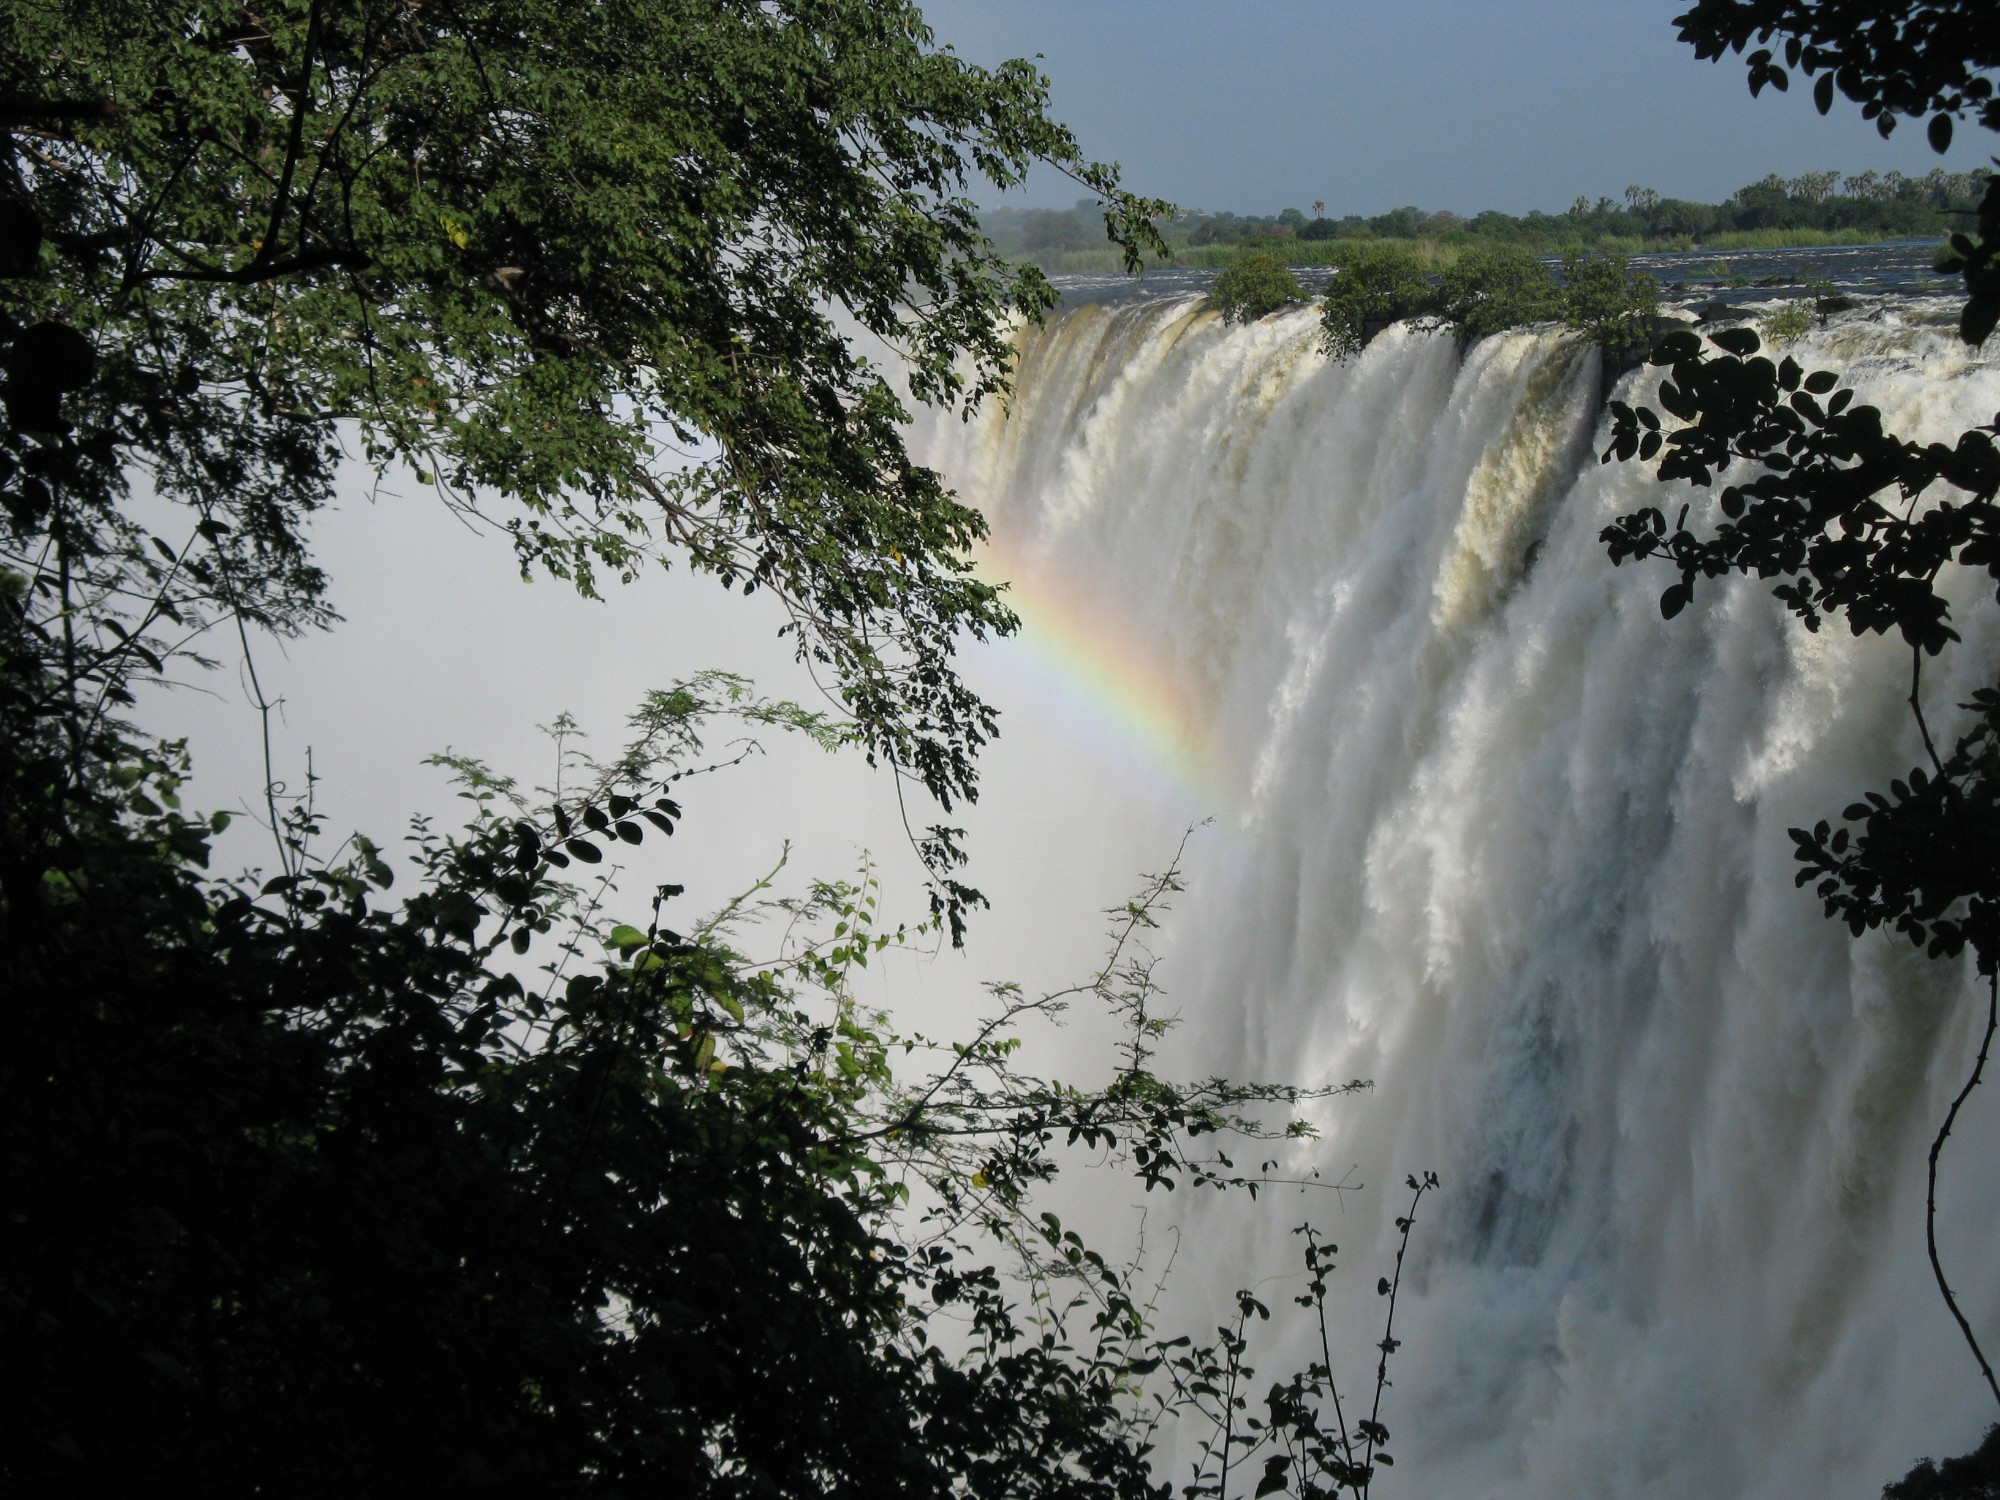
top-left (1928, 113), bottom-right (1953, 153)
top-left (1709, 327), bottom-right (1761, 357)
top-left (1651, 330), bottom-right (1701, 365)
top-left (1660, 582), bottom-right (1692, 619)
top-left (565, 838), bottom-right (603, 863)
top-left (1814, 72), bottom-right (1834, 114)
top-left (1962, 297), bottom-right (1999, 350)
top-left (608, 923), bottom-right (647, 953)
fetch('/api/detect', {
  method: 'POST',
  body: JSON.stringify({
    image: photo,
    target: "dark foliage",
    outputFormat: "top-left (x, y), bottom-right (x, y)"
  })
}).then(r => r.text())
top-left (1598, 236), bottom-right (2000, 978)
top-left (0, 440), bottom-right (1363, 1493)
top-left (0, 8), bottom-right (1445, 1496)
top-left (1887, 1424), bottom-right (2000, 1499)
top-left (0, 635), bottom-right (1213, 1493)
top-left (0, 0), bottom-right (1177, 939)
top-left (1674, 0), bottom-right (1999, 146)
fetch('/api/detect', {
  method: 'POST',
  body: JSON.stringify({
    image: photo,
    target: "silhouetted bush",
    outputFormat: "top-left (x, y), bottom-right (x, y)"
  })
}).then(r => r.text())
top-left (1885, 1425), bottom-right (2000, 1499)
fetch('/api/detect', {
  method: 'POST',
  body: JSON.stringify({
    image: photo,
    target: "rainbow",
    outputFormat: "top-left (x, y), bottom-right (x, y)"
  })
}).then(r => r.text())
top-left (971, 533), bottom-right (1227, 813)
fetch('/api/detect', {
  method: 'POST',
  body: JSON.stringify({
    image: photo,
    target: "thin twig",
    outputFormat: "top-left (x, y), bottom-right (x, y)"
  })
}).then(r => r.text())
top-left (1910, 646), bottom-right (1945, 777)
top-left (1927, 970), bottom-right (2000, 1410)
top-left (1361, 1174), bottom-right (1433, 1495)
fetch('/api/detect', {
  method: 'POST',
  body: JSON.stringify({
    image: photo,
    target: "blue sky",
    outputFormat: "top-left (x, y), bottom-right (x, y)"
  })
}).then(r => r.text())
top-left (920, 0), bottom-right (1995, 216)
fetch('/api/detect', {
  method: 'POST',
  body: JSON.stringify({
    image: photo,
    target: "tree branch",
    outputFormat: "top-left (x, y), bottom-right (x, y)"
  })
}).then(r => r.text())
top-left (0, 95), bottom-right (123, 126)
top-left (145, 246), bottom-right (369, 284)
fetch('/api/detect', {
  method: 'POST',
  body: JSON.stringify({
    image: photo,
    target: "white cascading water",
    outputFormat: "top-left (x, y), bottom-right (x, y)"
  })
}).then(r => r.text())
top-left (913, 297), bottom-right (2000, 1498)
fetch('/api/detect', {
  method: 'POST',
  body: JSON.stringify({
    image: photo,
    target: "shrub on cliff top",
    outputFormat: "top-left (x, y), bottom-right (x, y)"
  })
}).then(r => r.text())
top-left (1209, 249), bottom-right (1307, 323)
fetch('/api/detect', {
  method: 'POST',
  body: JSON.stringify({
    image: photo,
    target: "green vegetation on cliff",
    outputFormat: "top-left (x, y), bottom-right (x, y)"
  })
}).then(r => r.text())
top-left (1308, 244), bottom-right (1658, 360)
top-left (1207, 249), bottom-right (1306, 323)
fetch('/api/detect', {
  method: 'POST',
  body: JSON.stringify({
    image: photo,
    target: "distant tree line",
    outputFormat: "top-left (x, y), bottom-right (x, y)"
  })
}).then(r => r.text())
top-left (984, 168), bottom-right (1987, 263)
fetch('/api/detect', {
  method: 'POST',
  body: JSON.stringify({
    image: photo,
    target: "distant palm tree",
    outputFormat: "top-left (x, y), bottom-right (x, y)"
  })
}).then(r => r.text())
top-left (1312, 199), bottom-right (1325, 219)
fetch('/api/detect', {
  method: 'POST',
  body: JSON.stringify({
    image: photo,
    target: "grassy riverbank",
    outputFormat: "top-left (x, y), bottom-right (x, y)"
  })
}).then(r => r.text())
top-left (1016, 226), bottom-right (1912, 277)
top-left (993, 170), bottom-right (1977, 275)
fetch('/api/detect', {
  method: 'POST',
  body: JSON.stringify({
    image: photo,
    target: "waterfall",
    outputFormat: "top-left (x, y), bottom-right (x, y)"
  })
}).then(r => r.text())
top-left (913, 295), bottom-right (2000, 1498)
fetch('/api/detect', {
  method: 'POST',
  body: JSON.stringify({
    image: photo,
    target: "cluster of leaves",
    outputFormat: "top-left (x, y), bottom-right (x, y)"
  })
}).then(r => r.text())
top-left (1674, 0), bottom-right (1998, 147)
top-left (1757, 299), bottom-right (1818, 344)
top-left (1601, 324), bottom-right (2000, 966)
top-left (1790, 694), bottom-right (2000, 966)
top-left (1938, 174), bottom-right (2000, 350)
top-left (1207, 250), bottom-right (1305, 325)
top-left (1601, 326), bottom-right (1999, 644)
top-left (1318, 245), bottom-right (1657, 362)
top-left (0, 0), bottom-right (1177, 938)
